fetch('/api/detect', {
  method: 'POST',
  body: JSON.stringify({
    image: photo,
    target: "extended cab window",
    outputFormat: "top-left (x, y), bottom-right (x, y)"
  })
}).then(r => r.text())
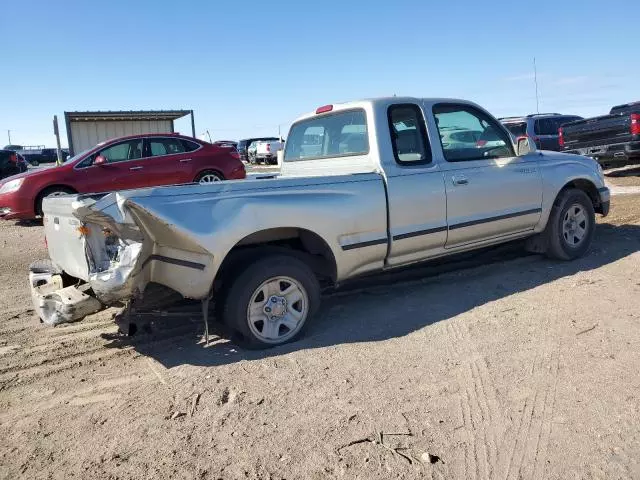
top-left (388, 104), bottom-right (432, 164)
top-left (284, 109), bottom-right (368, 161)
top-left (433, 104), bottom-right (514, 162)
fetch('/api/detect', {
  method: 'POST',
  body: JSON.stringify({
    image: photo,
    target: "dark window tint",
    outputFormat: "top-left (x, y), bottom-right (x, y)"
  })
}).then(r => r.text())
top-left (433, 104), bottom-right (514, 162)
top-left (148, 138), bottom-right (186, 157)
top-left (99, 139), bottom-right (144, 163)
top-left (534, 119), bottom-right (555, 135)
top-left (284, 109), bottom-right (368, 161)
top-left (503, 121), bottom-right (527, 137)
top-left (388, 104), bottom-right (431, 164)
top-left (181, 139), bottom-right (201, 152)
top-left (0, 151), bottom-right (10, 166)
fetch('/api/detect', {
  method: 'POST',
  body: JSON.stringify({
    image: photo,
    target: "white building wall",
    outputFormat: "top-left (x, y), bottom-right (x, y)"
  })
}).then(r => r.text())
top-left (70, 120), bottom-right (173, 154)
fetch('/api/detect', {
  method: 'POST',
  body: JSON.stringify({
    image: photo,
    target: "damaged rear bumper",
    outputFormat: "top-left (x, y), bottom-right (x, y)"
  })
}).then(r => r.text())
top-left (28, 260), bottom-right (103, 325)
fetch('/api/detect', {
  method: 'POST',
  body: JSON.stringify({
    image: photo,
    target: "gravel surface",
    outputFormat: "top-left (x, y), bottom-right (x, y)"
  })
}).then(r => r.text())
top-left (1, 183), bottom-right (640, 479)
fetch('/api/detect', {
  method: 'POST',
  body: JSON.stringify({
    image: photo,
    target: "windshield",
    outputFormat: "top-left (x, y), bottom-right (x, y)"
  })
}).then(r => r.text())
top-left (63, 146), bottom-right (96, 164)
top-left (502, 122), bottom-right (527, 137)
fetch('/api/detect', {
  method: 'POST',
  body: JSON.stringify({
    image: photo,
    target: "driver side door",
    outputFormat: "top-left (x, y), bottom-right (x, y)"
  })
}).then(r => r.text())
top-left (76, 138), bottom-right (147, 193)
top-left (433, 103), bottom-right (543, 248)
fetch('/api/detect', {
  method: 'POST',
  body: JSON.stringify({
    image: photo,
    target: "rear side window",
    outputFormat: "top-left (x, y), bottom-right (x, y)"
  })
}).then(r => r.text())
top-left (535, 118), bottom-right (568, 136)
top-left (181, 139), bottom-right (201, 152)
top-left (388, 104), bottom-right (432, 164)
top-left (503, 122), bottom-right (527, 137)
top-left (284, 109), bottom-right (369, 162)
top-left (148, 138), bottom-right (186, 156)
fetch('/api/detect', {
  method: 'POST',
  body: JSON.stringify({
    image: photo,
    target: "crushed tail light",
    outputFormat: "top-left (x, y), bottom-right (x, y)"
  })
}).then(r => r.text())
top-left (103, 228), bottom-right (121, 263)
top-left (558, 128), bottom-right (565, 147)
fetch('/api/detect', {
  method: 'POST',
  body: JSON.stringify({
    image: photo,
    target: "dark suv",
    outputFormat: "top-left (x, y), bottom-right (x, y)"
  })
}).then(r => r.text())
top-left (0, 150), bottom-right (28, 179)
top-left (499, 113), bottom-right (583, 151)
top-left (237, 137), bottom-right (280, 162)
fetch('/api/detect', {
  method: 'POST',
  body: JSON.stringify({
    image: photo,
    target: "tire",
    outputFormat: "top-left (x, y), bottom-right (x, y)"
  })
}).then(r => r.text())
top-left (35, 187), bottom-right (75, 217)
top-left (195, 170), bottom-right (224, 184)
top-left (545, 188), bottom-right (596, 260)
top-left (221, 254), bottom-right (320, 349)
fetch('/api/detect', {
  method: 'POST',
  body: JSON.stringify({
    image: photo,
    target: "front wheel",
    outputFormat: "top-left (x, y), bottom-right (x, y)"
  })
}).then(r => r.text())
top-left (36, 187), bottom-right (75, 217)
top-left (545, 188), bottom-right (596, 260)
top-left (195, 170), bottom-right (224, 184)
top-left (221, 255), bottom-right (320, 349)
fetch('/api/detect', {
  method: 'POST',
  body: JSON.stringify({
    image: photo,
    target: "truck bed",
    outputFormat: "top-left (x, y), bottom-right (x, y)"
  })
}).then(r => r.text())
top-left (561, 107), bottom-right (640, 164)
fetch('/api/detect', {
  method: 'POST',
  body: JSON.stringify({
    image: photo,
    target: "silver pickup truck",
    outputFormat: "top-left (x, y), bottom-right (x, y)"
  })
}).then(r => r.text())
top-left (31, 97), bottom-right (610, 348)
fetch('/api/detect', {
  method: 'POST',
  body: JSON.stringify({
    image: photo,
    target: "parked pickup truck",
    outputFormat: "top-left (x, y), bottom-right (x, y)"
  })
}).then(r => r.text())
top-left (255, 139), bottom-right (284, 165)
top-left (30, 97), bottom-right (610, 348)
top-left (560, 101), bottom-right (640, 166)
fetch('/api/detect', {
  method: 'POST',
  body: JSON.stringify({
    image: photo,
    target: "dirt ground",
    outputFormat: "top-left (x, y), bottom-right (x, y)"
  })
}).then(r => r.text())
top-left (1, 175), bottom-right (640, 480)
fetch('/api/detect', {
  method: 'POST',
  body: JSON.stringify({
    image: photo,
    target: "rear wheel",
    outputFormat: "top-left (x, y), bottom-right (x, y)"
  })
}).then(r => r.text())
top-left (545, 189), bottom-right (595, 260)
top-left (195, 170), bottom-right (224, 184)
top-left (35, 187), bottom-right (75, 217)
top-left (221, 254), bottom-right (320, 349)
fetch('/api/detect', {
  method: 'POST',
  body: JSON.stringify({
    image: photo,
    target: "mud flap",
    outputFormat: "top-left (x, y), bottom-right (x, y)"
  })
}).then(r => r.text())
top-left (29, 260), bottom-right (103, 326)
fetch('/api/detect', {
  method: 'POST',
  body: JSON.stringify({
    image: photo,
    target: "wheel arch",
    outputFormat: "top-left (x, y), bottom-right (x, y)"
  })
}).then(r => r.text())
top-left (214, 227), bottom-right (338, 295)
top-left (34, 184), bottom-right (78, 215)
top-left (193, 168), bottom-right (224, 182)
top-left (556, 178), bottom-right (605, 214)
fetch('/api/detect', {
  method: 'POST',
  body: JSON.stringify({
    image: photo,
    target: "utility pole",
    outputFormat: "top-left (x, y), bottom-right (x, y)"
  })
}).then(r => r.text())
top-left (533, 57), bottom-right (540, 114)
top-left (7, 130), bottom-right (10, 145)
top-left (53, 116), bottom-right (63, 166)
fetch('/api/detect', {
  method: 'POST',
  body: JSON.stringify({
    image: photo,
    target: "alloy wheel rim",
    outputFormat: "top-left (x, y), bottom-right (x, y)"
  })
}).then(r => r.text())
top-left (199, 174), bottom-right (221, 184)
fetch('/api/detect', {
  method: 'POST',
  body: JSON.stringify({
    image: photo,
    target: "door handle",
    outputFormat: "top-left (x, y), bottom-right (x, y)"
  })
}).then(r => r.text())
top-left (179, 158), bottom-right (192, 163)
top-left (129, 166), bottom-right (143, 171)
top-left (452, 175), bottom-right (468, 186)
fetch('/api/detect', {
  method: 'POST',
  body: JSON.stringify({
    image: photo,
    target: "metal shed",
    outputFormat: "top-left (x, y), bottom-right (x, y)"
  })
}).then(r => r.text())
top-left (64, 110), bottom-right (195, 156)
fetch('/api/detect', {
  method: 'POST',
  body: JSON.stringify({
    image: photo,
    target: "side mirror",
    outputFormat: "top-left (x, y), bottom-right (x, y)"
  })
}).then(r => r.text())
top-left (516, 136), bottom-right (535, 156)
top-left (94, 155), bottom-right (107, 166)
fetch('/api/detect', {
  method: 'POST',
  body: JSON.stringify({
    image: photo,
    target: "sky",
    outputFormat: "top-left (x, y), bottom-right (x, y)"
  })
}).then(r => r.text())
top-left (1, 0), bottom-right (638, 148)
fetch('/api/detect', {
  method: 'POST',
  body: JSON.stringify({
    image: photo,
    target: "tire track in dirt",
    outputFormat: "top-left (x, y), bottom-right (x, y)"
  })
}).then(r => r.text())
top-left (0, 319), bottom-right (203, 389)
top-left (0, 373), bottom-right (150, 422)
top-left (445, 320), bottom-right (503, 480)
top-left (499, 342), bottom-right (560, 480)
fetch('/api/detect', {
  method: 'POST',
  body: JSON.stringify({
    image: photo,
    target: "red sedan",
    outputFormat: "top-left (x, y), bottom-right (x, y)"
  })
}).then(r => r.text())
top-left (0, 133), bottom-right (245, 220)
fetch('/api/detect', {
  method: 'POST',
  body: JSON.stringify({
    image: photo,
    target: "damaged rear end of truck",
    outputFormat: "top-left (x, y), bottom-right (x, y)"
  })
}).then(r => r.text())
top-left (30, 186), bottom-right (220, 326)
